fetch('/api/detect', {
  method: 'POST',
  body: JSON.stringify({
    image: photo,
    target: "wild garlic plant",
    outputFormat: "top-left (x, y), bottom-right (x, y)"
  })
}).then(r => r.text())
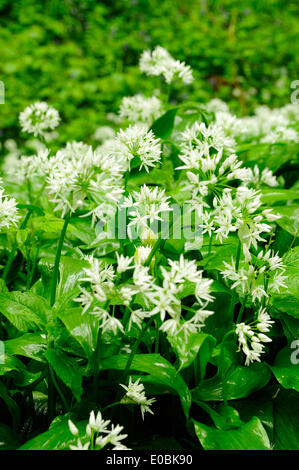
top-left (0, 46), bottom-right (298, 451)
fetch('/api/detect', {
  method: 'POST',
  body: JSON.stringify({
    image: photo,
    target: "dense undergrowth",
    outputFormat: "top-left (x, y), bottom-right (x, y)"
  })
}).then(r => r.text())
top-left (0, 39), bottom-right (298, 450)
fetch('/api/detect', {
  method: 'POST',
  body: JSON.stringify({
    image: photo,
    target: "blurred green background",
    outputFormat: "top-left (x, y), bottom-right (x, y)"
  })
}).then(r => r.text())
top-left (1, 0), bottom-right (298, 144)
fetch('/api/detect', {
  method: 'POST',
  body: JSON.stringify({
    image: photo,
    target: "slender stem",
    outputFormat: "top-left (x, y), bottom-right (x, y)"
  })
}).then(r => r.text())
top-left (145, 217), bottom-right (174, 267)
top-left (235, 238), bottom-right (242, 271)
top-left (47, 364), bottom-right (56, 424)
top-left (236, 294), bottom-right (248, 324)
top-left (228, 239), bottom-right (242, 318)
top-left (50, 213), bottom-right (70, 307)
top-left (48, 213), bottom-right (70, 422)
top-left (2, 209), bottom-right (33, 281)
top-left (208, 231), bottom-right (214, 257)
top-left (122, 316), bottom-right (155, 380)
top-left (93, 327), bottom-right (102, 402)
top-left (220, 330), bottom-right (235, 406)
top-left (103, 401), bottom-right (123, 412)
top-left (48, 364), bottom-right (68, 411)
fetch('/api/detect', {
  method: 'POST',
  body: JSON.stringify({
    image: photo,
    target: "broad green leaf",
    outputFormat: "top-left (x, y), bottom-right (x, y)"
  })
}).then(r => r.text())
top-left (99, 354), bottom-right (191, 417)
top-left (167, 330), bottom-right (216, 373)
top-left (199, 236), bottom-right (241, 271)
top-left (273, 205), bottom-right (299, 236)
top-left (4, 333), bottom-right (46, 362)
top-left (272, 294), bottom-right (299, 318)
top-left (261, 189), bottom-right (299, 204)
top-left (270, 346), bottom-right (299, 392)
top-left (19, 415), bottom-right (87, 450)
top-left (56, 255), bottom-right (88, 300)
top-left (282, 246), bottom-right (299, 299)
top-left (56, 307), bottom-right (98, 359)
top-left (271, 246), bottom-right (299, 318)
top-left (151, 108), bottom-right (178, 139)
top-left (0, 355), bottom-right (26, 376)
top-left (0, 354), bottom-right (42, 386)
top-left (0, 292), bottom-right (50, 332)
top-left (193, 416), bottom-right (271, 450)
top-left (196, 402), bottom-right (243, 430)
top-left (231, 393), bottom-right (274, 443)
top-left (45, 348), bottom-right (83, 402)
top-left (192, 362), bottom-right (271, 402)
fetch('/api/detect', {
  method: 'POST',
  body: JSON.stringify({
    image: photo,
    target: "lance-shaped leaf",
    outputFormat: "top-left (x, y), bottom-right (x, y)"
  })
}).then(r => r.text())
top-left (45, 348), bottom-right (83, 402)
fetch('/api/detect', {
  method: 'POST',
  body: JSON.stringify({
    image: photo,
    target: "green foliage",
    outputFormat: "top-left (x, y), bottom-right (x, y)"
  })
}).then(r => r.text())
top-left (0, 0), bottom-right (298, 453)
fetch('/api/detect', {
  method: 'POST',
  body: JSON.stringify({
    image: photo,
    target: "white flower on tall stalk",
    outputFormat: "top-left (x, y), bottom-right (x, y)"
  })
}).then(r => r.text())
top-left (68, 411), bottom-right (129, 450)
top-left (117, 125), bottom-right (162, 172)
top-left (0, 189), bottom-right (19, 230)
top-left (19, 102), bottom-right (60, 137)
top-left (119, 94), bottom-right (163, 126)
top-left (120, 377), bottom-right (156, 420)
top-left (139, 46), bottom-right (193, 85)
top-left (236, 307), bottom-right (274, 366)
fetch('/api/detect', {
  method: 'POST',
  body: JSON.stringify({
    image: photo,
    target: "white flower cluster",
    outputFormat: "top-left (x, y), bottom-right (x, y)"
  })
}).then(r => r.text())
top-left (214, 103), bottom-right (299, 144)
top-left (236, 307), bottom-right (274, 365)
top-left (221, 248), bottom-right (287, 304)
top-left (121, 184), bottom-right (172, 236)
top-left (199, 186), bottom-right (279, 259)
top-left (19, 101), bottom-right (60, 137)
top-left (240, 165), bottom-right (278, 188)
top-left (68, 410), bottom-right (129, 450)
top-left (140, 46), bottom-right (194, 85)
top-left (76, 250), bottom-right (214, 340)
top-left (180, 121), bottom-right (236, 156)
top-left (0, 186), bottom-right (19, 231)
top-left (120, 377), bottom-right (156, 420)
top-left (46, 144), bottom-right (124, 219)
top-left (117, 125), bottom-right (162, 172)
top-left (119, 94), bottom-right (163, 126)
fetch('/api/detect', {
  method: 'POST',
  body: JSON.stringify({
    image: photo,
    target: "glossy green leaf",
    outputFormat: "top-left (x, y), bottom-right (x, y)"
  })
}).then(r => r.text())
top-left (19, 416), bottom-right (87, 450)
top-left (4, 333), bottom-right (46, 362)
top-left (167, 330), bottom-right (216, 373)
top-left (45, 348), bottom-right (83, 402)
top-left (0, 292), bottom-right (50, 332)
top-left (270, 346), bottom-right (299, 392)
top-left (193, 416), bottom-right (271, 450)
top-left (261, 189), bottom-right (299, 204)
top-left (192, 362), bottom-right (271, 402)
top-left (56, 307), bottom-right (98, 359)
top-left (273, 205), bottom-right (299, 236)
top-left (151, 108), bottom-right (178, 139)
